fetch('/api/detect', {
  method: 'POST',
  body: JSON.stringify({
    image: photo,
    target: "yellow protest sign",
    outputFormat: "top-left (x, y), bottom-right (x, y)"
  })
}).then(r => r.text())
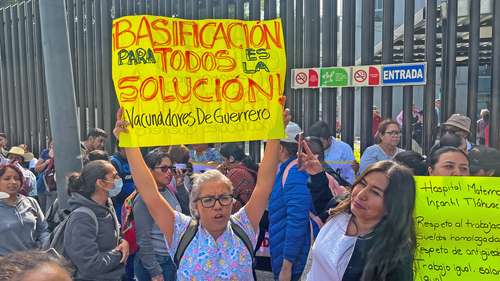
top-left (111, 15), bottom-right (286, 147)
top-left (414, 176), bottom-right (500, 281)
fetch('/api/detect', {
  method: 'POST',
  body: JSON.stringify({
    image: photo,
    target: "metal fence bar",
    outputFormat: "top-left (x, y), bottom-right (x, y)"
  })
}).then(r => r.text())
top-left (18, 3), bottom-right (32, 148)
top-left (303, 0), bottom-right (320, 133)
top-left (467, 0), bottom-right (480, 142)
top-left (294, 0), bottom-right (304, 127)
top-left (221, 0), bottom-right (229, 19)
top-left (248, 0), bottom-right (261, 161)
top-left (321, 0), bottom-right (337, 134)
top-left (11, 6), bottom-right (24, 145)
top-left (341, 0), bottom-right (355, 148)
top-left (184, 0), bottom-right (192, 19)
top-left (152, 0), bottom-right (159, 15)
top-left (0, 8), bottom-right (10, 137)
top-left (33, 0), bottom-right (48, 147)
top-left (402, 0), bottom-right (415, 150)
top-left (381, 0), bottom-right (394, 119)
top-left (491, 0), bottom-right (500, 148)
top-left (101, 0), bottom-right (116, 150)
top-left (440, 3), bottom-right (448, 124)
top-left (163, 0), bottom-right (172, 16)
top-left (360, 0), bottom-right (375, 152)
top-left (235, 0), bottom-right (244, 19)
top-left (67, 0), bottom-right (76, 86)
top-left (85, 0), bottom-right (96, 129)
top-left (76, 0), bottom-right (86, 137)
top-left (94, 0), bottom-right (103, 127)
top-left (444, 0), bottom-right (457, 119)
top-left (264, 0), bottom-right (276, 19)
top-left (423, 0), bottom-right (437, 154)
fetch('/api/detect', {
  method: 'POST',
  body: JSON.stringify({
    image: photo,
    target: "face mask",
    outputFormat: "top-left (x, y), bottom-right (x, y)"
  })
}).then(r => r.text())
top-left (107, 178), bottom-right (123, 197)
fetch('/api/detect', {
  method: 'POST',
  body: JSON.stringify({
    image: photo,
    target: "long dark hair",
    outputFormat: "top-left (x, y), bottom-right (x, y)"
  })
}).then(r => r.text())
top-left (220, 143), bottom-right (259, 172)
top-left (330, 160), bottom-right (416, 281)
top-left (67, 160), bottom-right (111, 198)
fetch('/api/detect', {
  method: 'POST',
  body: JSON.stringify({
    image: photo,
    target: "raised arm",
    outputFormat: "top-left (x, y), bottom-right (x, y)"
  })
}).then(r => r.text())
top-left (113, 109), bottom-right (175, 244)
top-left (244, 139), bottom-right (280, 231)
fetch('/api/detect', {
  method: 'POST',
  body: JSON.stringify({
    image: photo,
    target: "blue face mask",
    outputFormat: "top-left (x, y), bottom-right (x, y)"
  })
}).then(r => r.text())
top-left (107, 178), bottom-right (123, 197)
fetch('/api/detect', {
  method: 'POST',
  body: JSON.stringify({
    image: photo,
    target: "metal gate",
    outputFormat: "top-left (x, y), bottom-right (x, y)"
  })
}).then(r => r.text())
top-left (1, 0), bottom-right (499, 157)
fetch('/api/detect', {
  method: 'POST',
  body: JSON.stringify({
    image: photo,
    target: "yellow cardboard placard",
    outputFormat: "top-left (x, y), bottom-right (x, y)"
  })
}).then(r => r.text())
top-left (414, 176), bottom-right (500, 281)
top-left (111, 16), bottom-right (286, 147)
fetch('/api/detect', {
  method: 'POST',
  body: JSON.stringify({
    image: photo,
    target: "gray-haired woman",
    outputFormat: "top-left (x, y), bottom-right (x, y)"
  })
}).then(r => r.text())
top-left (113, 109), bottom-right (280, 280)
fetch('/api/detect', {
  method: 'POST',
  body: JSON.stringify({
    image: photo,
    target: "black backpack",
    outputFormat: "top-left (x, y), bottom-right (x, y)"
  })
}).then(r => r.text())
top-left (174, 218), bottom-right (256, 280)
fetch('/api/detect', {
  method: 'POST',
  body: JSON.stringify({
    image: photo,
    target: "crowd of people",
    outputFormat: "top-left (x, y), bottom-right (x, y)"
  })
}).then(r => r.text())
top-left (0, 107), bottom-right (499, 281)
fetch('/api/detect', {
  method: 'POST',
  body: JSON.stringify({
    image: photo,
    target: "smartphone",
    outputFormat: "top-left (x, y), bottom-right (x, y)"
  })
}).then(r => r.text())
top-left (174, 163), bottom-right (188, 173)
top-left (297, 132), bottom-right (304, 169)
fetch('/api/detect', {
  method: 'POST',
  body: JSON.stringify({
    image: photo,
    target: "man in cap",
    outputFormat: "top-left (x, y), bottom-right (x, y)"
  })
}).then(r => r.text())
top-left (268, 124), bottom-right (312, 281)
top-left (6, 146), bottom-right (37, 196)
top-left (441, 113), bottom-right (473, 151)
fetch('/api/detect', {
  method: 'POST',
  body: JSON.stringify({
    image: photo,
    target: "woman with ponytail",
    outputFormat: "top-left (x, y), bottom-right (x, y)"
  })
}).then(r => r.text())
top-left (301, 141), bottom-right (416, 281)
top-left (64, 160), bottom-right (129, 281)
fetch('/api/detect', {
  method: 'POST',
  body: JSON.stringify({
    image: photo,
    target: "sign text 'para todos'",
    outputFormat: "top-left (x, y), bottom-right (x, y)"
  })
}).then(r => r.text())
top-left (112, 16), bottom-right (286, 147)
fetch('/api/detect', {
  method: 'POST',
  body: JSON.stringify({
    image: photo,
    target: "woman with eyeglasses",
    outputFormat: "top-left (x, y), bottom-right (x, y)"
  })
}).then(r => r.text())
top-left (113, 109), bottom-right (280, 280)
top-left (133, 150), bottom-right (184, 281)
top-left (359, 119), bottom-right (404, 175)
top-left (64, 160), bottom-right (129, 281)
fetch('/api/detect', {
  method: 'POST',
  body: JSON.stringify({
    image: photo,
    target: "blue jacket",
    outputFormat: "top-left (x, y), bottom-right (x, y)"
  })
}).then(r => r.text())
top-left (268, 157), bottom-right (312, 278)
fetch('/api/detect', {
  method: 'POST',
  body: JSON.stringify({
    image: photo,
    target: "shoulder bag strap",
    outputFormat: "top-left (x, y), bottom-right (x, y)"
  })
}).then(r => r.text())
top-left (281, 159), bottom-right (298, 188)
top-left (230, 218), bottom-right (257, 281)
top-left (73, 206), bottom-right (98, 237)
top-left (174, 219), bottom-right (199, 269)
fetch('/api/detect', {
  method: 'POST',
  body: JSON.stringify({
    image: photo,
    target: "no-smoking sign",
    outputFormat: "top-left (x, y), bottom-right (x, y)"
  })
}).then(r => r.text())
top-left (296, 72), bottom-right (308, 85)
top-left (354, 69), bottom-right (367, 83)
top-left (291, 68), bottom-right (319, 88)
top-left (352, 66), bottom-right (380, 86)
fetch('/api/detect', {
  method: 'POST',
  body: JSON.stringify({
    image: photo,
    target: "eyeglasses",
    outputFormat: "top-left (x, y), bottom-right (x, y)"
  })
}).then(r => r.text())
top-left (384, 131), bottom-right (401, 136)
top-left (154, 165), bottom-right (174, 173)
top-left (196, 194), bottom-right (233, 208)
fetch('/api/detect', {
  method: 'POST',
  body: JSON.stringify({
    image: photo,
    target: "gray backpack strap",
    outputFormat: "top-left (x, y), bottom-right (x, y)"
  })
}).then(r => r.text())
top-left (108, 200), bottom-right (121, 245)
top-left (230, 218), bottom-right (256, 280)
top-left (73, 206), bottom-right (98, 236)
top-left (174, 219), bottom-right (199, 269)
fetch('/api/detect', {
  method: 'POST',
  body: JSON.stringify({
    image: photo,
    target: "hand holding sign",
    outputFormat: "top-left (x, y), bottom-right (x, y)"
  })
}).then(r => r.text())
top-left (113, 108), bottom-right (130, 141)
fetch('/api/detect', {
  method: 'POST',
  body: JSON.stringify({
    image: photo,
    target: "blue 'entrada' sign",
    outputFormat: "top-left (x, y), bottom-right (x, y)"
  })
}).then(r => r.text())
top-left (382, 63), bottom-right (426, 85)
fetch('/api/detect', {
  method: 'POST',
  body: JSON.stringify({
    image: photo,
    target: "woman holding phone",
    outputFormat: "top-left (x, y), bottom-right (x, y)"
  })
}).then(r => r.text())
top-left (299, 141), bottom-right (416, 281)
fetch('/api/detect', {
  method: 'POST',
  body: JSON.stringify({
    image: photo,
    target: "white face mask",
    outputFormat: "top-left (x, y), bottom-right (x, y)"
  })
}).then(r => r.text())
top-left (106, 178), bottom-right (123, 197)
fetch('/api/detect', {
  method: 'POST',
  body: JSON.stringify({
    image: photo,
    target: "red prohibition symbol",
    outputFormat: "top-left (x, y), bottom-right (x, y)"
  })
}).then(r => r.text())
top-left (354, 69), bottom-right (367, 83)
top-left (296, 72), bottom-right (308, 84)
